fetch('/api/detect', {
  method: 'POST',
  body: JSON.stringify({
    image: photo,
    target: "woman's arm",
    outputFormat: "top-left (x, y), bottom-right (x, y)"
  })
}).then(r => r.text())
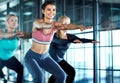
top-left (62, 24), bottom-right (92, 31)
top-left (68, 34), bottom-right (100, 43)
top-left (73, 38), bottom-right (99, 43)
top-left (33, 19), bottom-right (92, 31)
top-left (53, 22), bottom-right (92, 31)
top-left (16, 31), bottom-right (32, 39)
top-left (0, 30), bottom-right (16, 39)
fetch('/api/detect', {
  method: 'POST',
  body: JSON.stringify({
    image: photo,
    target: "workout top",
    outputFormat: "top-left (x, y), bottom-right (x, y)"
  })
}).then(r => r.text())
top-left (49, 33), bottom-right (71, 62)
top-left (49, 33), bottom-right (94, 62)
top-left (0, 30), bottom-right (19, 60)
top-left (32, 28), bottom-right (55, 44)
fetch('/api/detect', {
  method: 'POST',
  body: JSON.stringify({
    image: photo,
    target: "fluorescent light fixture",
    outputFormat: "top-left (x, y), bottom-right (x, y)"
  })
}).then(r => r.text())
top-left (9, 0), bottom-right (19, 8)
top-left (0, 17), bottom-right (6, 21)
top-left (25, 2), bottom-right (34, 6)
top-left (0, 4), bottom-right (7, 12)
top-left (24, 12), bottom-right (32, 15)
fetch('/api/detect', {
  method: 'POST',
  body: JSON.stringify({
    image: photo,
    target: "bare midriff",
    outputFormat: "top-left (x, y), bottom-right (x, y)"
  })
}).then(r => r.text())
top-left (31, 41), bottom-right (50, 54)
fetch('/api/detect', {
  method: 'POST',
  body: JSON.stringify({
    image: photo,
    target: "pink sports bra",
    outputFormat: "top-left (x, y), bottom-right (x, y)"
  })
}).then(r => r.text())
top-left (32, 28), bottom-right (55, 44)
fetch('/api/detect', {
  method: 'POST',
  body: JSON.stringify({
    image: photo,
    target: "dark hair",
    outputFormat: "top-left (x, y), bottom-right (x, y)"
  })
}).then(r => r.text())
top-left (42, 1), bottom-right (56, 18)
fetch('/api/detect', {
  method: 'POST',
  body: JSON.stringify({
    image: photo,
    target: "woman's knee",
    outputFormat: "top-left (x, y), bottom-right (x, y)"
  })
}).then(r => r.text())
top-left (58, 71), bottom-right (67, 81)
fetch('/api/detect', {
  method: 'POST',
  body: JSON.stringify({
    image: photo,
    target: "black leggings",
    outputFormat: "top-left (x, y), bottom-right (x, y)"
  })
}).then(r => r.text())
top-left (0, 56), bottom-right (23, 83)
top-left (48, 60), bottom-right (75, 83)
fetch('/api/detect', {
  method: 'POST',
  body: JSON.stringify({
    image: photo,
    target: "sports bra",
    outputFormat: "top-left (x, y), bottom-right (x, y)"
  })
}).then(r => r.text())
top-left (32, 28), bottom-right (55, 44)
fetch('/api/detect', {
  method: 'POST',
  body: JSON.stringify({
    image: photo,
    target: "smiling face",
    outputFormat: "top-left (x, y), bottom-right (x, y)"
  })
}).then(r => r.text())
top-left (42, 4), bottom-right (56, 21)
top-left (41, 1), bottom-right (56, 22)
top-left (6, 15), bottom-right (18, 30)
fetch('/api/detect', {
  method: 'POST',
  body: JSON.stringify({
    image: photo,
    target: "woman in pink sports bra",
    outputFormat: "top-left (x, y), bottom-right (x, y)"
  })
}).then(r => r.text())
top-left (24, 1), bottom-right (92, 83)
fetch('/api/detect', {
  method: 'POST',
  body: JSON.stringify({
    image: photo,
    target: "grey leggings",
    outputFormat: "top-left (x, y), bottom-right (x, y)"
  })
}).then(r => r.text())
top-left (24, 49), bottom-right (66, 83)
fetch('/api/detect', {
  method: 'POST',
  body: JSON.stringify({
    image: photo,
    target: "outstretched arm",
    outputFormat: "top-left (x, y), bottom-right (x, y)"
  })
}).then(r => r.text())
top-left (33, 19), bottom-right (92, 31)
top-left (16, 31), bottom-right (32, 39)
top-left (61, 24), bottom-right (92, 31)
top-left (0, 30), bottom-right (16, 39)
top-left (68, 34), bottom-right (99, 43)
top-left (73, 38), bottom-right (99, 43)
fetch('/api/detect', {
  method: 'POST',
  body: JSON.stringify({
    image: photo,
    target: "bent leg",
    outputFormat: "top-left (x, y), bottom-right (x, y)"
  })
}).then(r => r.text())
top-left (48, 60), bottom-right (75, 83)
top-left (25, 54), bottom-right (44, 83)
top-left (25, 50), bottom-right (66, 83)
top-left (59, 60), bottom-right (75, 83)
top-left (6, 57), bottom-right (23, 83)
top-left (40, 56), bottom-right (67, 83)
